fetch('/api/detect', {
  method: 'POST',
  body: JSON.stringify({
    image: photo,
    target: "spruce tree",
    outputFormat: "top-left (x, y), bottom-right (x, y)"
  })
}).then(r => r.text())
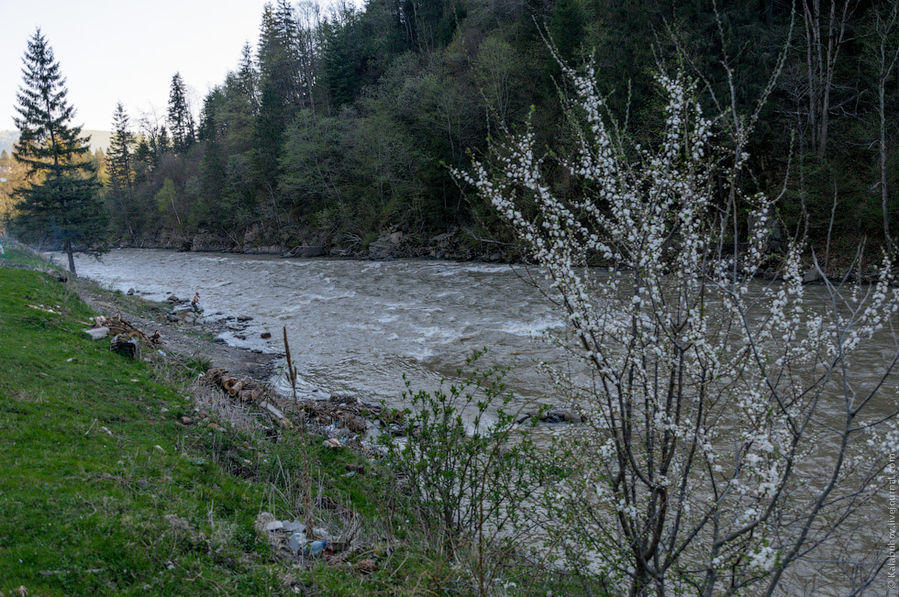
top-left (167, 72), bottom-right (195, 155)
top-left (255, 1), bottom-right (302, 186)
top-left (237, 42), bottom-right (259, 115)
top-left (12, 28), bottom-right (105, 273)
top-left (106, 102), bottom-right (136, 240)
top-left (107, 103), bottom-right (134, 191)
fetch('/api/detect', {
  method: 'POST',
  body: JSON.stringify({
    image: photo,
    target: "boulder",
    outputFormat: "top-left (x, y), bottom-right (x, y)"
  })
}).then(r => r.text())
top-left (803, 268), bottom-right (823, 284)
top-left (540, 409), bottom-right (584, 424)
top-left (293, 244), bottom-right (325, 258)
top-left (368, 231), bottom-right (404, 259)
top-left (84, 326), bottom-right (109, 340)
top-left (517, 408), bottom-right (584, 424)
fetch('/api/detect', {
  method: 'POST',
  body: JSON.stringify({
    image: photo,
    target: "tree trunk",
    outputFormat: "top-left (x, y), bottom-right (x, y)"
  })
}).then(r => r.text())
top-left (65, 239), bottom-right (76, 274)
top-left (881, 85), bottom-right (892, 253)
top-left (876, 1), bottom-right (899, 253)
top-left (802, 0), bottom-right (853, 157)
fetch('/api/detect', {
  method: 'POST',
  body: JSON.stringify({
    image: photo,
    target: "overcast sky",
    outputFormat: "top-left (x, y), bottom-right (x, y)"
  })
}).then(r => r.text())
top-left (0, 0), bottom-right (356, 132)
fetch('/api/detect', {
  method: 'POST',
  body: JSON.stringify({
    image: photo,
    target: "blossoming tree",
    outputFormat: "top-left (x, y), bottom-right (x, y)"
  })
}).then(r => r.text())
top-left (457, 54), bottom-right (899, 595)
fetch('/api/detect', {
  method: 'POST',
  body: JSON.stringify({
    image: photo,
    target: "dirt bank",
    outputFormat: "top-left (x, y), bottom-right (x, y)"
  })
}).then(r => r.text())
top-left (68, 274), bottom-right (281, 382)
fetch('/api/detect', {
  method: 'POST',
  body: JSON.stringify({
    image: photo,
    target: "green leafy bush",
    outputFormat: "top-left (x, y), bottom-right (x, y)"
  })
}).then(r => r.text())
top-left (382, 351), bottom-right (543, 594)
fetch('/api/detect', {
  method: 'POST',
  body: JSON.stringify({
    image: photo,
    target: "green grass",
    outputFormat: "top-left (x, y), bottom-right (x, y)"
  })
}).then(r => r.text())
top-left (0, 265), bottom-right (286, 594)
top-left (2, 244), bottom-right (56, 270)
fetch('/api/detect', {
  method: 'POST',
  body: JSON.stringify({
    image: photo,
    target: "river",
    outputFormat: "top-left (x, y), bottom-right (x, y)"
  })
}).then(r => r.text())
top-left (60, 249), bottom-right (568, 410)
top-left (60, 249), bottom-right (899, 415)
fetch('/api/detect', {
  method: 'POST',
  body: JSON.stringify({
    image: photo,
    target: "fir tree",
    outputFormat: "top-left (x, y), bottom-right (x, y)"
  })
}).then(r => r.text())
top-left (167, 72), bottom-right (195, 155)
top-left (107, 103), bottom-right (134, 192)
top-left (255, 1), bottom-right (302, 185)
top-left (12, 29), bottom-right (105, 273)
top-left (237, 42), bottom-right (259, 115)
top-left (106, 102), bottom-right (137, 240)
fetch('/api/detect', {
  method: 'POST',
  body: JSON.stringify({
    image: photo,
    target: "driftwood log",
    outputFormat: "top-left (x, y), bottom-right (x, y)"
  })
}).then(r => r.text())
top-left (201, 369), bottom-right (377, 436)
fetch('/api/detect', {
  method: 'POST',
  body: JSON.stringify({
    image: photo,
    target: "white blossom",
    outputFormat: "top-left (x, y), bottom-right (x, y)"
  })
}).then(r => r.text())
top-left (453, 54), bottom-right (899, 596)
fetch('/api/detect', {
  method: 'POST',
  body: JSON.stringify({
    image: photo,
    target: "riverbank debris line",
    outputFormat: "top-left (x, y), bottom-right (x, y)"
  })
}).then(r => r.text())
top-left (201, 367), bottom-right (379, 437)
top-left (202, 367), bottom-right (293, 429)
top-left (91, 314), bottom-right (161, 346)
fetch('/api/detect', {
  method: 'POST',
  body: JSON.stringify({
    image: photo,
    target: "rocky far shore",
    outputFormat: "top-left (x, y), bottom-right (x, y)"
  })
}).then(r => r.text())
top-left (115, 225), bottom-right (521, 263)
top-left (106, 225), bottom-right (898, 285)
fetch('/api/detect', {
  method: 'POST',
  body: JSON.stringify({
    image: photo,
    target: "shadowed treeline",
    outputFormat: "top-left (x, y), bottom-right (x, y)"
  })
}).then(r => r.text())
top-left (58, 0), bottom-right (899, 260)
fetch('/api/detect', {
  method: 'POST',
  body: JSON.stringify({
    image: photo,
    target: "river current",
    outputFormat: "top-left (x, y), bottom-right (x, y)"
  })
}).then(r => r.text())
top-left (60, 250), bottom-right (899, 413)
top-left (61, 249), bottom-right (568, 409)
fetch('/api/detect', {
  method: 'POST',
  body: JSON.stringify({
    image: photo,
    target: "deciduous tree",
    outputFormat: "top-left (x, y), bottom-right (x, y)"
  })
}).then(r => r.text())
top-left (457, 52), bottom-right (899, 595)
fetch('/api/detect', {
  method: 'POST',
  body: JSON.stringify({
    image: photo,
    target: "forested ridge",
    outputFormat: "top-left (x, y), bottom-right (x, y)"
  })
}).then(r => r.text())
top-left (7, 0), bottom-right (898, 263)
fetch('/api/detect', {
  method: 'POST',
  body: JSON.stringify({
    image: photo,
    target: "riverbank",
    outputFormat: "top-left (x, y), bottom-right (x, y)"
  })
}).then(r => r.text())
top-left (68, 272), bottom-right (281, 383)
top-left (0, 247), bottom-right (592, 596)
top-left (112, 226), bottom-right (521, 263)
top-left (108, 226), bottom-right (897, 285)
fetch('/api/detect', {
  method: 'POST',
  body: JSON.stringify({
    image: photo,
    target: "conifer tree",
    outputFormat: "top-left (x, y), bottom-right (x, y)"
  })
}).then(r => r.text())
top-left (106, 102), bottom-right (137, 240)
top-left (167, 72), bottom-right (195, 155)
top-left (12, 29), bottom-right (105, 273)
top-left (107, 103), bottom-right (134, 191)
top-left (255, 2), bottom-right (303, 182)
top-left (237, 42), bottom-right (259, 115)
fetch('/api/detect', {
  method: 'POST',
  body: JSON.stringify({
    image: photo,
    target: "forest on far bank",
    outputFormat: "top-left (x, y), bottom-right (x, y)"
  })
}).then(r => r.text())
top-left (3, 0), bottom-right (898, 264)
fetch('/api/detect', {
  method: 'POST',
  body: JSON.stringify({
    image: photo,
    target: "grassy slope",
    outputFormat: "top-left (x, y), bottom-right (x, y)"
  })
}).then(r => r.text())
top-left (0, 249), bottom-right (598, 596)
top-left (0, 252), bottom-right (450, 596)
top-left (0, 258), bottom-right (284, 594)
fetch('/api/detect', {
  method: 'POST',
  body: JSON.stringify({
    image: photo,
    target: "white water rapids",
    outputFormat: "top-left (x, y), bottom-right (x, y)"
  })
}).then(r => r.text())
top-left (61, 249), bottom-right (568, 409)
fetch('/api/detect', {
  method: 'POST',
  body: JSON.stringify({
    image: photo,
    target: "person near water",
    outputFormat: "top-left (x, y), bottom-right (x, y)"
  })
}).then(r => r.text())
top-left (191, 292), bottom-right (203, 313)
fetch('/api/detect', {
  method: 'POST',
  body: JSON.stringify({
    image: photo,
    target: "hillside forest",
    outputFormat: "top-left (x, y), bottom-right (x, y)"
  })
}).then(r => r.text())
top-left (3, 0), bottom-right (898, 264)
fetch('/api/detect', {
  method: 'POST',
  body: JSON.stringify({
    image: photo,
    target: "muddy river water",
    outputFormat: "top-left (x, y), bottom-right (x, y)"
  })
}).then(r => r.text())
top-left (62, 249), bottom-right (569, 407)
top-left (62, 249), bottom-right (899, 415)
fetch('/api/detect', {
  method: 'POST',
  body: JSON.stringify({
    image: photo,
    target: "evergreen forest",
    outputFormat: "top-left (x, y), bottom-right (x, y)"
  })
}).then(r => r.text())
top-left (7, 0), bottom-right (899, 264)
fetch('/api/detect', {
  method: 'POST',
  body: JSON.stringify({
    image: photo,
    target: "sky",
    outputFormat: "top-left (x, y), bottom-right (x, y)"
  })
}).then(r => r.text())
top-left (0, 0), bottom-right (355, 133)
